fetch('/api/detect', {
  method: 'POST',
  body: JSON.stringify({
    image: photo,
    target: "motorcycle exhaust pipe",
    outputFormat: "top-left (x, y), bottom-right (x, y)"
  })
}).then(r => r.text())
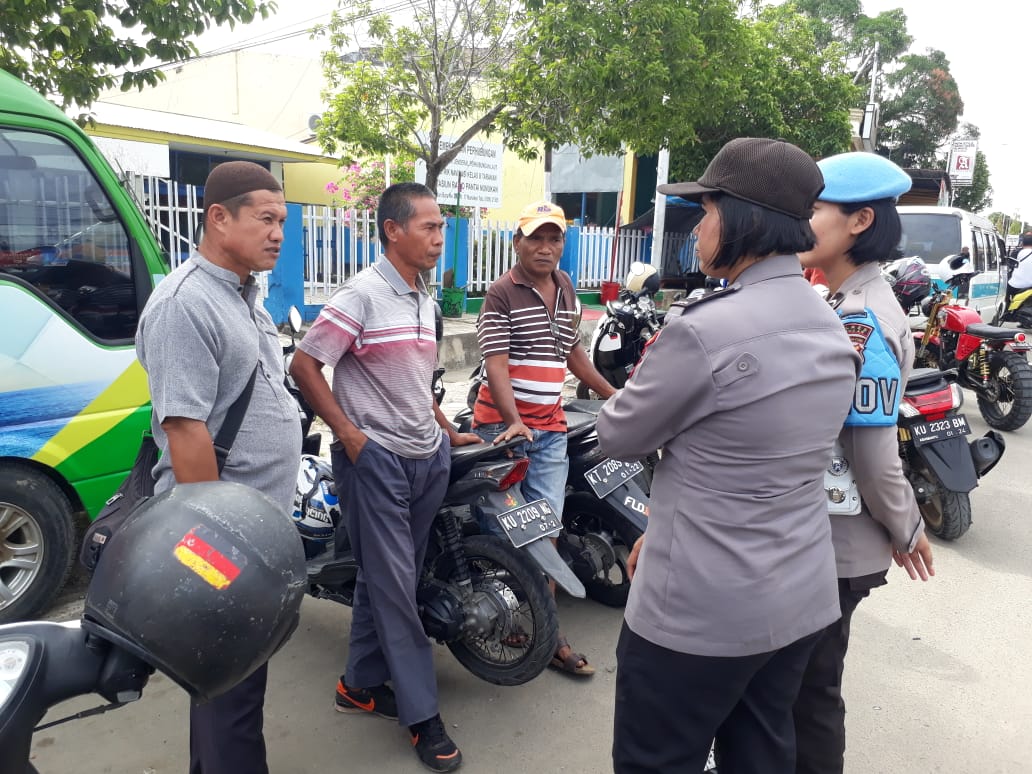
top-left (969, 431), bottom-right (1006, 478)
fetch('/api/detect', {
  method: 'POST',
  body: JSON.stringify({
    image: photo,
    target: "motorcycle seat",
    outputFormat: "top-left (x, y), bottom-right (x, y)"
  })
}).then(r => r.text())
top-left (449, 436), bottom-right (525, 479)
top-left (564, 398), bottom-right (604, 415)
top-left (905, 367), bottom-right (948, 396)
top-left (566, 410), bottom-right (596, 441)
top-left (964, 323), bottom-right (1019, 340)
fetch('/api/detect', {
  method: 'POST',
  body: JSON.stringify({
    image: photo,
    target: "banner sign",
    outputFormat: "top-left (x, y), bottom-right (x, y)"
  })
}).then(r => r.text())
top-left (416, 136), bottom-right (503, 208)
top-left (948, 139), bottom-right (978, 188)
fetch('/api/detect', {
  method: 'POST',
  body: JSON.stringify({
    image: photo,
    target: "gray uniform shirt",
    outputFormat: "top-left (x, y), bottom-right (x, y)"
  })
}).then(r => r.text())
top-left (829, 262), bottom-right (924, 577)
top-left (136, 251), bottom-right (301, 513)
top-left (597, 255), bottom-right (860, 657)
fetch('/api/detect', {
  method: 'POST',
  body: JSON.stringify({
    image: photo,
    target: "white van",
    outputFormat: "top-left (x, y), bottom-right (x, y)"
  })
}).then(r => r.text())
top-left (896, 205), bottom-right (1005, 322)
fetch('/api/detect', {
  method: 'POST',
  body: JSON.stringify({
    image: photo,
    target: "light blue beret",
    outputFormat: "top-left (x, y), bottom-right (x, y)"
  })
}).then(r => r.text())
top-left (817, 152), bottom-right (912, 203)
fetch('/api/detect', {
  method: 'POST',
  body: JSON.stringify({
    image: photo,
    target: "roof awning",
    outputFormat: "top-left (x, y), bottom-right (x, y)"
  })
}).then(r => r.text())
top-left (82, 101), bottom-right (333, 164)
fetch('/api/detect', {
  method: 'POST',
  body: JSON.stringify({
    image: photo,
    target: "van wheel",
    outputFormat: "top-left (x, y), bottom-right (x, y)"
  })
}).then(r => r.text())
top-left (0, 465), bottom-right (75, 623)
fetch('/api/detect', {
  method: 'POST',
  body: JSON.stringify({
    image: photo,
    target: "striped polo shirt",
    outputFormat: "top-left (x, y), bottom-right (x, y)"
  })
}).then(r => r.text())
top-left (297, 259), bottom-right (442, 459)
top-left (473, 262), bottom-right (580, 431)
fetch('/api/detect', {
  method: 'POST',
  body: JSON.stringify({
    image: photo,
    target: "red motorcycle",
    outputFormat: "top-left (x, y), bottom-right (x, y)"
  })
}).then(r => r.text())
top-left (903, 257), bottom-right (1032, 432)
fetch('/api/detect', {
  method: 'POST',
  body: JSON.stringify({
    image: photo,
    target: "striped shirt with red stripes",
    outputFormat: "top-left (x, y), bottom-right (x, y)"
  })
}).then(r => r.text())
top-left (297, 259), bottom-right (442, 459)
top-left (473, 263), bottom-right (580, 431)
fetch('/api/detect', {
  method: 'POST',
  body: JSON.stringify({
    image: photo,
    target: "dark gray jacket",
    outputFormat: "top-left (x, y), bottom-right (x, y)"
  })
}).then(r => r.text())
top-left (597, 255), bottom-right (860, 657)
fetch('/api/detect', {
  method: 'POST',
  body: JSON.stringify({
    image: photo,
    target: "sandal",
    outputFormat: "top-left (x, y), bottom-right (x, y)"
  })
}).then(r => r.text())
top-left (549, 635), bottom-right (595, 677)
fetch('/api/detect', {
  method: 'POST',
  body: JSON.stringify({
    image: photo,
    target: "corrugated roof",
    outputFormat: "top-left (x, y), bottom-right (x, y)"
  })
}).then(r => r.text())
top-left (84, 101), bottom-right (331, 161)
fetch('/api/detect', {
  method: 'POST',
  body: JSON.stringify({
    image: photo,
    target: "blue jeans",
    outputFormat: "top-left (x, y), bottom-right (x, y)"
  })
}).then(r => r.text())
top-left (473, 423), bottom-right (568, 536)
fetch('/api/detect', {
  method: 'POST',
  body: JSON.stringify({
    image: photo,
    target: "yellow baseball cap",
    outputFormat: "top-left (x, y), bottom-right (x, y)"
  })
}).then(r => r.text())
top-left (518, 201), bottom-right (567, 235)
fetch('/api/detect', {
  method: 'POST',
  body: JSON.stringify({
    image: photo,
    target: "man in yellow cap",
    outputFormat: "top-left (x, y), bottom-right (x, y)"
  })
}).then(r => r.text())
top-left (470, 200), bottom-right (616, 676)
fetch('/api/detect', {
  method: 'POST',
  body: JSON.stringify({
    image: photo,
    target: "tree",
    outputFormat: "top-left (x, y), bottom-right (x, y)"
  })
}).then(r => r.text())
top-left (0, 0), bottom-right (275, 112)
top-left (667, 4), bottom-right (860, 180)
top-left (877, 49), bottom-right (963, 167)
top-left (792, 0), bottom-right (912, 87)
top-left (505, 0), bottom-right (751, 158)
top-left (316, 0), bottom-right (518, 193)
top-left (952, 151), bottom-right (993, 213)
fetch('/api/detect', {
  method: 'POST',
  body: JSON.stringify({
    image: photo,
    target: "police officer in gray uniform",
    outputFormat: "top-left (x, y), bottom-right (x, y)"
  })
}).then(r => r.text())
top-left (598, 138), bottom-right (861, 774)
top-left (794, 152), bottom-right (935, 774)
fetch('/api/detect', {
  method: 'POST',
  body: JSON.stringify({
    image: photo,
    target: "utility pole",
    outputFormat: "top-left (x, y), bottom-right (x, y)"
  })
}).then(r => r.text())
top-left (649, 148), bottom-right (669, 268)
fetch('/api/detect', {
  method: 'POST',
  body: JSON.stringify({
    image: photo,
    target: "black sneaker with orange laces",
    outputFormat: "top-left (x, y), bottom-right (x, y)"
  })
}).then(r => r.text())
top-left (334, 679), bottom-right (398, 720)
top-left (409, 714), bottom-right (463, 772)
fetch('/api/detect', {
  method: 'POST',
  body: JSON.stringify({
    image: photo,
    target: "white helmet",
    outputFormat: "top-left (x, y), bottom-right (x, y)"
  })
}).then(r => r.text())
top-left (625, 262), bottom-right (660, 295)
top-left (292, 455), bottom-right (339, 544)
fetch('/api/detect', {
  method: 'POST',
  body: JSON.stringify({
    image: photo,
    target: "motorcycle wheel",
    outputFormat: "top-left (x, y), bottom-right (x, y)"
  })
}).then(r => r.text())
top-left (918, 483), bottom-right (972, 541)
top-left (975, 350), bottom-right (1032, 431)
top-left (575, 382), bottom-right (593, 400)
top-left (441, 535), bottom-right (558, 686)
top-left (563, 493), bottom-right (640, 607)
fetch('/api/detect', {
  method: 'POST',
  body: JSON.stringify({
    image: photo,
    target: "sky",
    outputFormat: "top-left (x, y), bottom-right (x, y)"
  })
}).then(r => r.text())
top-left (194, 0), bottom-right (1030, 218)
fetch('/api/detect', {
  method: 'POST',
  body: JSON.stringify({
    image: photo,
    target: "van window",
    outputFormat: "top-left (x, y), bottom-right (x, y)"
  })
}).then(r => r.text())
top-left (0, 128), bottom-right (138, 341)
top-left (972, 229), bottom-right (987, 272)
top-left (897, 213), bottom-right (962, 263)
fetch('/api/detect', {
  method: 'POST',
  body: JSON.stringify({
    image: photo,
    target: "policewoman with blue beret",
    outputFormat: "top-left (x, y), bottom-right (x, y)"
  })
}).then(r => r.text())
top-left (598, 139), bottom-right (861, 774)
top-left (793, 152), bottom-right (936, 774)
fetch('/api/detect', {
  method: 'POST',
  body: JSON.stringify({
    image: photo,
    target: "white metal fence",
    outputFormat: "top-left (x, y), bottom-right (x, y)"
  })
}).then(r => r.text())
top-left (301, 206), bottom-right (384, 306)
top-left (578, 226), bottom-right (649, 288)
top-left (121, 179), bottom-right (674, 306)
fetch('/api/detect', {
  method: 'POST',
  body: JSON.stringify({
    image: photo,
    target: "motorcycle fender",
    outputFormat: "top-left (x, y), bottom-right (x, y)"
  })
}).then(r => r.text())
top-left (523, 539), bottom-right (586, 599)
top-left (604, 480), bottom-right (650, 533)
top-left (911, 435), bottom-right (978, 493)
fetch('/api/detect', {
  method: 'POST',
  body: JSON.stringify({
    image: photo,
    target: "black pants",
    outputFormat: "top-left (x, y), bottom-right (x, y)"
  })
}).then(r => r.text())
top-left (793, 573), bottom-right (887, 774)
top-left (613, 622), bottom-right (820, 774)
top-left (189, 663), bottom-right (268, 774)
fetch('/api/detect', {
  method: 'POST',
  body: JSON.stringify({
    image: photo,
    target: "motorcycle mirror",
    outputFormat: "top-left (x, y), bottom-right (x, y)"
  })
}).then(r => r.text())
top-left (287, 306), bottom-right (303, 335)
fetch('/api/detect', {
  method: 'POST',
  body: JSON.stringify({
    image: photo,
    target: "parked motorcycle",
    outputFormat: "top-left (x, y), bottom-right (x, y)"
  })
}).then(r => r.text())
top-left (896, 255), bottom-right (1032, 432)
top-left (283, 311), bottom-right (583, 687)
top-left (576, 262), bottom-right (664, 399)
top-left (993, 254), bottom-right (1032, 330)
top-left (453, 400), bottom-right (651, 608)
top-left (824, 366), bottom-right (1005, 540)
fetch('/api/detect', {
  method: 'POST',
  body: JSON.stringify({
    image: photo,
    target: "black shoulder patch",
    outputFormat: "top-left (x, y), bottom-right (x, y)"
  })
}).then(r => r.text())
top-left (671, 283), bottom-right (741, 316)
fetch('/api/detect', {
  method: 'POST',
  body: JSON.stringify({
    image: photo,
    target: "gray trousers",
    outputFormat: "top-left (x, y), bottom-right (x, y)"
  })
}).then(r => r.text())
top-left (331, 435), bottom-right (450, 726)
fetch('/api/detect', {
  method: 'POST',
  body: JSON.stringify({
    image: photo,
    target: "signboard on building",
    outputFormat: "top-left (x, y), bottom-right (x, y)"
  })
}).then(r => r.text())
top-left (551, 145), bottom-right (624, 193)
top-left (416, 136), bottom-right (503, 208)
top-left (948, 138), bottom-right (978, 188)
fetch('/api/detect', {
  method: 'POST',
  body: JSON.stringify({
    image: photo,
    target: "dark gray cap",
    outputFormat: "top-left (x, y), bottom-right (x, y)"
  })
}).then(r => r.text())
top-left (203, 161), bottom-right (282, 214)
top-left (658, 138), bottom-right (824, 219)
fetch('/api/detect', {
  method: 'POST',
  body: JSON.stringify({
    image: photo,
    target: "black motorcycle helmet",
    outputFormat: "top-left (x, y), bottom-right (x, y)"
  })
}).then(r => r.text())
top-left (891, 257), bottom-right (932, 312)
top-left (82, 482), bottom-right (307, 702)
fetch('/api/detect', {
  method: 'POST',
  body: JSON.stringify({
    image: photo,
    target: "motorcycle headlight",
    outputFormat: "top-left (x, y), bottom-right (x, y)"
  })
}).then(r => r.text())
top-left (0, 639), bottom-right (32, 714)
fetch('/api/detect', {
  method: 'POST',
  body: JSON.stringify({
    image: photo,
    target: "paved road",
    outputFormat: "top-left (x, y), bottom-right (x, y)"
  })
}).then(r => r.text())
top-left (29, 383), bottom-right (1032, 773)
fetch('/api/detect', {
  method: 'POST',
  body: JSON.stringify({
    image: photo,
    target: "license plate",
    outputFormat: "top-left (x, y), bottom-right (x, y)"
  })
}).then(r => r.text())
top-left (495, 499), bottom-right (563, 549)
top-left (584, 458), bottom-right (645, 499)
top-left (909, 414), bottom-right (971, 446)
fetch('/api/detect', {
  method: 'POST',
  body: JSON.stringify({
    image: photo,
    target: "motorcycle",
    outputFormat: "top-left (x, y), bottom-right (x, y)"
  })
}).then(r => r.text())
top-left (283, 311), bottom-right (584, 687)
top-left (576, 262), bottom-right (664, 399)
top-left (900, 255), bottom-right (1032, 432)
top-left (452, 400), bottom-right (651, 608)
top-left (993, 254), bottom-right (1032, 330)
top-left (823, 366), bottom-right (1005, 540)
top-left (1, 620), bottom-right (153, 774)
